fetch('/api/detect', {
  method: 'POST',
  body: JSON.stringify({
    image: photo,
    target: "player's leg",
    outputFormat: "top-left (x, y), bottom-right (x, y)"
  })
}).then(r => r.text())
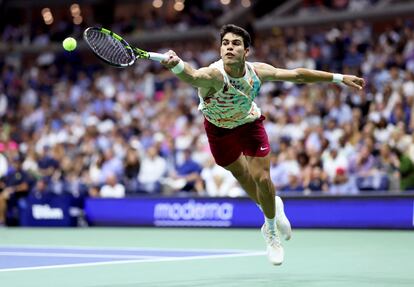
top-left (224, 154), bottom-right (282, 265)
top-left (245, 154), bottom-right (274, 218)
top-left (241, 154), bottom-right (282, 265)
top-left (223, 155), bottom-right (260, 203)
top-left (239, 116), bottom-right (276, 223)
top-left (246, 155), bottom-right (292, 241)
top-left (240, 115), bottom-right (291, 241)
top-left (204, 117), bottom-right (286, 264)
top-left (224, 154), bottom-right (290, 238)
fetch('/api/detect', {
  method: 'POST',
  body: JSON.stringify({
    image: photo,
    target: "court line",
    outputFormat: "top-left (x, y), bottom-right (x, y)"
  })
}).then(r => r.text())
top-left (0, 244), bottom-right (260, 253)
top-left (0, 251), bottom-right (265, 272)
top-left (0, 251), bottom-right (160, 259)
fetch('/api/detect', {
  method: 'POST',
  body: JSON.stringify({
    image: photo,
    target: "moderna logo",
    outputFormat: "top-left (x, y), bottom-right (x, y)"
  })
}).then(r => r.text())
top-left (153, 200), bottom-right (234, 227)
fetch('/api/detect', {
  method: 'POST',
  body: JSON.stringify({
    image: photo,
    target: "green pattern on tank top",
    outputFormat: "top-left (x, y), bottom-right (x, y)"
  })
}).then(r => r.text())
top-left (198, 59), bottom-right (262, 129)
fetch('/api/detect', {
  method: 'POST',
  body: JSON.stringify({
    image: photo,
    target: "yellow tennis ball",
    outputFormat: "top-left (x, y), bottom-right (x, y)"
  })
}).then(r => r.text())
top-left (63, 37), bottom-right (77, 51)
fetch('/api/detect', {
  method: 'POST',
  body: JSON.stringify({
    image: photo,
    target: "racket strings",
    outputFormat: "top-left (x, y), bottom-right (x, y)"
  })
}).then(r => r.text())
top-left (85, 29), bottom-right (134, 66)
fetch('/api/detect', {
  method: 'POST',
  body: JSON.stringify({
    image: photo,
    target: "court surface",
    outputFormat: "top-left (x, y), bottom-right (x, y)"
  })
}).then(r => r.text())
top-left (0, 228), bottom-right (413, 287)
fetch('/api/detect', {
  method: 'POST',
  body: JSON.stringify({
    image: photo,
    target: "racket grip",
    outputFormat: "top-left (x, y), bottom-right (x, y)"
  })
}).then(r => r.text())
top-left (148, 52), bottom-right (168, 62)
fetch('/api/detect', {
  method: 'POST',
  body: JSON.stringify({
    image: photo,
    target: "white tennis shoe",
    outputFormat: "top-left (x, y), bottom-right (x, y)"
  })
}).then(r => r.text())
top-left (275, 196), bottom-right (292, 241)
top-left (261, 223), bottom-right (284, 265)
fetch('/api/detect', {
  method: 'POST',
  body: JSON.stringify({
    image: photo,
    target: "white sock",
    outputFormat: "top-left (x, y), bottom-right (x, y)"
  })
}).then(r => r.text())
top-left (265, 216), bottom-right (276, 233)
top-left (257, 203), bottom-right (276, 232)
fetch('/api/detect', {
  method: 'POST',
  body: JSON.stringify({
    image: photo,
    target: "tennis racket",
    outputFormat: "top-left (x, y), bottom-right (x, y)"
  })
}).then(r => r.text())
top-left (83, 27), bottom-right (168, 67)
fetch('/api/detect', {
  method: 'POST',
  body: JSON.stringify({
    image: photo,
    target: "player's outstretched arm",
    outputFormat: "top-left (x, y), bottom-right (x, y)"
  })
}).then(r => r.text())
top-left (253, 62), bottom-right (365, 90)
top-left (161, 50), bottom-right (223, 91)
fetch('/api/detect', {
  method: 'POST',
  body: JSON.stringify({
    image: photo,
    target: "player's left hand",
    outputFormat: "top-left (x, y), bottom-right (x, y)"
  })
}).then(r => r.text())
top-left (343, 75), bottom-right (365, 90)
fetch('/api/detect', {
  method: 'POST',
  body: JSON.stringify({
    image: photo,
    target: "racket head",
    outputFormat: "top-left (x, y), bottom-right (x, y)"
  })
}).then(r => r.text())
top-left (83, 27), bottom-right (148, 67)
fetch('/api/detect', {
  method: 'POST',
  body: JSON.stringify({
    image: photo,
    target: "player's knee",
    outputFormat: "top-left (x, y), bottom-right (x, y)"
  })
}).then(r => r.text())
top-left (253, 172), bottom-right (271, 186)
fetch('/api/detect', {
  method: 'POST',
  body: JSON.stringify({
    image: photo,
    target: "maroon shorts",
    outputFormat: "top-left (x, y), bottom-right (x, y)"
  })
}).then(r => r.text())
top-left (204, 115), bottom-right (270, 167)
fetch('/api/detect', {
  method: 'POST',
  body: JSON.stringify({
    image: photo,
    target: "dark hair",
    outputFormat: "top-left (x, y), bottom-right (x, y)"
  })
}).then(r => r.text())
top-left (220, 24), bottom-right (251, 48)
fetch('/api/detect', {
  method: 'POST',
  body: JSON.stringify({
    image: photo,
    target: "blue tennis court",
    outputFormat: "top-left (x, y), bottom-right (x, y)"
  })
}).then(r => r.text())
top-left (0, 245), bottom-right (263, 272)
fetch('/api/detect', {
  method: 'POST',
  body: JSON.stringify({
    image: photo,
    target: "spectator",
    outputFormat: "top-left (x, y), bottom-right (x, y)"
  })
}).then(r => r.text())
top-left (88, 152), bottom-right (105, 187)
top-left (174, 149), bottom-right (203, 194)
top-left (395, 148), bottom-right (414, 191)
top-left (272, 148), bottom-right (301, 190)
top-left (201, 158), bottom-right (245, 197)
top-left (303, 157), bottom-right (329, 193)
top-left (0, 156), bottom-right (34, 225)
top-left (329, 167), bottom-right (358, 195)
top-left (100, 173), bottom-right (126, 198)
top-left (123, 147), bottom-right (141, 194)
top-left (37, 146), bottom-right (60, 179)
top-left (163, 149), bottom-right (203, 195)
top-left (64, 169), bottom-right (89, 204)
top-left (100, 148), bottom-right (124, 183)
top-left (322, 145), bottom-right (348, 181)
top-left (323, 117), bottom-right (344, 146)
top-left (0, 152), bottom-right (7, 178)
top-left (349, 145), bottom-right (386, 191)
top-left (137, 146), bottom-right (167, 194)
top-left (327, 93), bottom-right (353, 125)
top-left (21, 147), bottom-right (40, 177)
top-left (280, 173), bottom-right (304, 193)
top-left (30, 177), bottom-right (53, 199)
top-left (375, 144), bottom-right (400, 191)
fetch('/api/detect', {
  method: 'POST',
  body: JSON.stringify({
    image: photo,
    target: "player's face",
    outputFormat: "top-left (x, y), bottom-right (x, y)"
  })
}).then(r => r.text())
top-left (220, 33), bottom-right (249, 65)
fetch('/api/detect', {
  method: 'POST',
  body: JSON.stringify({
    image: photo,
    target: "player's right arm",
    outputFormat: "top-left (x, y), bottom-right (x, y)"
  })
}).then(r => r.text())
top-left (161, 50), bottom-right (223, 92)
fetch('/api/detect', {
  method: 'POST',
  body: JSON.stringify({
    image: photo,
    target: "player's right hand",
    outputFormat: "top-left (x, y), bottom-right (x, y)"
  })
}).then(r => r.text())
top-left (162, 50), bottom-right (181, 69)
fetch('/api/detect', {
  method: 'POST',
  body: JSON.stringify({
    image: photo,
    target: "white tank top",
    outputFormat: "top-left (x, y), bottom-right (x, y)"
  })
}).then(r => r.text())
top-left (198, 59), bottom-right (262, 129)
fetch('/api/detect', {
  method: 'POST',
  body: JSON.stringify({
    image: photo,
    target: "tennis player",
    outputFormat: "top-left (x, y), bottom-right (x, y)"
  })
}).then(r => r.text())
top-left (162, 24), bottom-right (365, 265)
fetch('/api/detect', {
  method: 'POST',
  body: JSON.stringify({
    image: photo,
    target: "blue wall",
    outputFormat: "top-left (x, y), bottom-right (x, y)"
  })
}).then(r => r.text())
top-left (85, 195), bottom-right (414, 229)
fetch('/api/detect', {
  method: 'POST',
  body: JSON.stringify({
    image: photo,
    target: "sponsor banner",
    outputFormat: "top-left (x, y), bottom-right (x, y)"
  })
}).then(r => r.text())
top-left (32, 204), bottom-right (64, 220)
top-left (85, 197), bottom-right (260, 227)
top-left (20, 193), bottom-right (77, 227)
top-left (84, 196), bottom-right (414, 229)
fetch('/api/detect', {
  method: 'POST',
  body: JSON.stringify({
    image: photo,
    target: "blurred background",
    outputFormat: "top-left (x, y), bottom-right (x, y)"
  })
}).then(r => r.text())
top-left (1, 0), bottom-right (414, 228)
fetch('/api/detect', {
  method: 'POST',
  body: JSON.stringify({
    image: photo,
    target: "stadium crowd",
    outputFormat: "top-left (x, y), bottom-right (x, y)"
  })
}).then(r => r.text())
top-left (0, 0), bottom-right (230, 46)
top-left (0, 1), bottom-right (381, 46)
top-left (1, 18), bottom-right (414, 225)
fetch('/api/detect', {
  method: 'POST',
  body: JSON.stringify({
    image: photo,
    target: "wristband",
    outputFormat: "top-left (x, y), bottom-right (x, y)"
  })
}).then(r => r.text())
top-left (171, 60), bottom-right (185, 74)
top-left (332, 73), bottom-right (344, 83)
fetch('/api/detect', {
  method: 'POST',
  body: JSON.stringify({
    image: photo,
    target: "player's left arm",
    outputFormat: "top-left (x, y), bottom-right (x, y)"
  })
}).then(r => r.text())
top-left (253, 62), bottom-right (365, 90)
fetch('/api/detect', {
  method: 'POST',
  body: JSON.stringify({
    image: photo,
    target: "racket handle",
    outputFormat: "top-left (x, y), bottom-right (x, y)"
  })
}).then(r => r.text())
top-left (148, 52), bottom-right (168, 62)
